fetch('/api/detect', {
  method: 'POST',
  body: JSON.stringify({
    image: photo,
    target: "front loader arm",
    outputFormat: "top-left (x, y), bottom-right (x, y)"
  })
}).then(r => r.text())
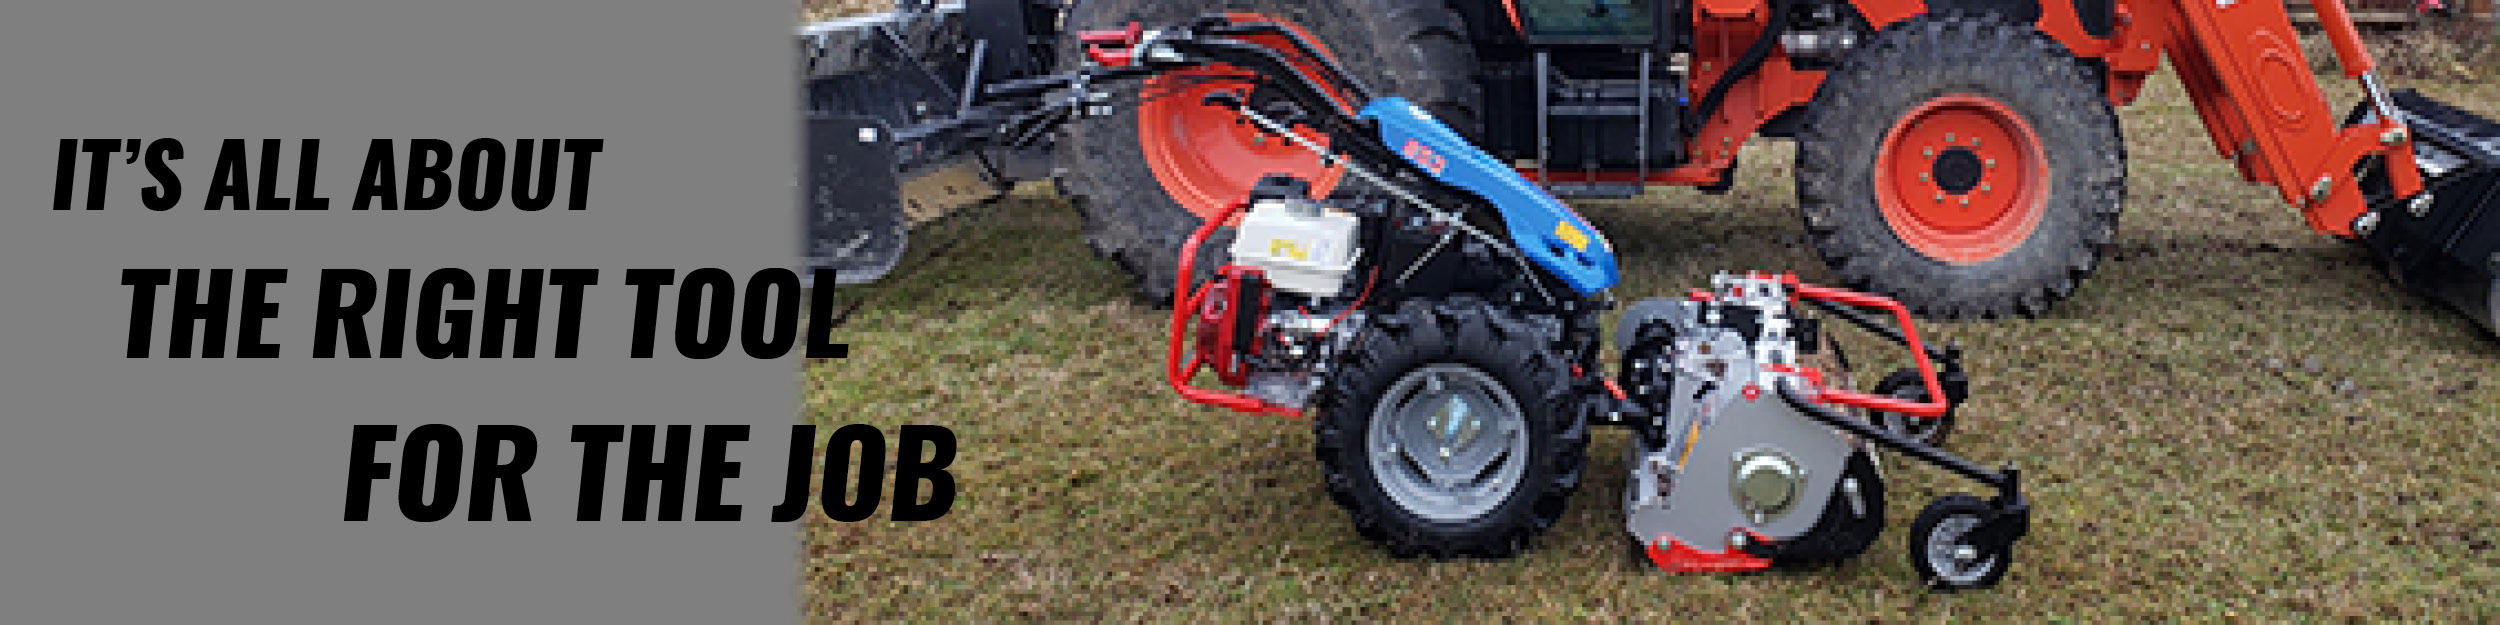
top-left (2115, 0), bottom-right (2422, 236)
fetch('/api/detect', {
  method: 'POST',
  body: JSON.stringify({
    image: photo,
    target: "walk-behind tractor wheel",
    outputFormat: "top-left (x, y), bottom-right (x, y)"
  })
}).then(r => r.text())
top-left (1796, 14), bottom-right (2126, 319)
top-left (1909, 495), bottom-right (2014, 590)
top-left (1869, 368), bottom-right (1953, 446)
top-left (1313, 299), bottom-right (1590, 558)
top-left (1056, 0), bottom-right (1480, 301)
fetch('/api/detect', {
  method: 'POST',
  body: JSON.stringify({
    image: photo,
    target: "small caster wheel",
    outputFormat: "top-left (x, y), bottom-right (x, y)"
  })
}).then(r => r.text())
top-left (1871, 368), bottom-right (1954, 446)
top-left (1909, 495), bottom-right (2010, 590)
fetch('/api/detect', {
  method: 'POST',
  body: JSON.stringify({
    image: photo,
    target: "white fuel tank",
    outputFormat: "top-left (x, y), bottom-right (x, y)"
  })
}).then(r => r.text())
top-left (1228, 198), bottom-right (1362, 297)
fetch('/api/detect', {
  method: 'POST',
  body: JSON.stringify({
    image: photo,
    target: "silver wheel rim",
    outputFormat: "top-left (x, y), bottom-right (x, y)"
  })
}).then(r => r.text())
top-left (1367, 363), bottom-right (1531, 522)
top-left (1884, 413), bottom-right (1943, 444)
top-left (1923, 514), bottom-right (2000, 585)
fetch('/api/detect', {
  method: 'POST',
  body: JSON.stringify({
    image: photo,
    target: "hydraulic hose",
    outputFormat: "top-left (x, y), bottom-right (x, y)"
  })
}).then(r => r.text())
top-left (1684, 0), bottom-right (1794, 137)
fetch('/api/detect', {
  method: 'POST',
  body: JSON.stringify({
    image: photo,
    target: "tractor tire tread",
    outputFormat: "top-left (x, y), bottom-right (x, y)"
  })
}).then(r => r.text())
top-left (1796, 13), bottom-right (2126, 320)
top-left (1312, 298), bottom-right (1589, 559)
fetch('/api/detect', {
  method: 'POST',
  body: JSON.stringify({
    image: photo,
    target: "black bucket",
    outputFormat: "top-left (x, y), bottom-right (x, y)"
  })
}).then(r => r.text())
top-left (2359, 90), bottom-right (2500, 337)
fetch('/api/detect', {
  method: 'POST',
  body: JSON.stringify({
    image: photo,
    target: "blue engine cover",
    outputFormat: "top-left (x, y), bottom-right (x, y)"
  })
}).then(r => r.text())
top-left (1359, 97), bottom-right (1618, 294)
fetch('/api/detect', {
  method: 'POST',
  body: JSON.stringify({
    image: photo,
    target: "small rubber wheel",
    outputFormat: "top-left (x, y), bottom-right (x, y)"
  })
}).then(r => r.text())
top-left (1313, 298), bottom-right (1589, 558)
top-left (1055, 0), bottom-right (1480, 301)
top-left (1796, 14), bottom-right (2126, 319)
top-left (1909, 495), bottom-right (2011, 590)
top-left (1869, 368), bottom-right (1953, 446)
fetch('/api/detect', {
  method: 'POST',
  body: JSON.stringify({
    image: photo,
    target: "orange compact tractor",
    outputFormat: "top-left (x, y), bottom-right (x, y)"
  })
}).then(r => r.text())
top-left (801, 0), bottom-right (2500, 332)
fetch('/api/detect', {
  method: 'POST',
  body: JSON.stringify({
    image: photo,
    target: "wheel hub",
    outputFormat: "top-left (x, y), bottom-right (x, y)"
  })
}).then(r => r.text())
top-left (1932, 148), bottom-right (1984, 194)
top-left (1370, 364), bottom-right (1529, 522)
top-left (1925, 515), bottom-right (1998, 582)
top-left (1426, 391), bottom-right (1484, 459)
top-left (1731, 449), bottom-right (1804, 523)
top-left (1874, 94), bottom-right (2052, 264)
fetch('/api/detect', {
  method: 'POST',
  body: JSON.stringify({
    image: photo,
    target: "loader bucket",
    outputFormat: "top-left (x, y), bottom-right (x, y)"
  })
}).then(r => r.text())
top-left (2358, 90), bottom-right (2500, 336)
top-left (801, 113), bottom-right (907, 287)
top-left (796, 5), bottom-right (1035, 287)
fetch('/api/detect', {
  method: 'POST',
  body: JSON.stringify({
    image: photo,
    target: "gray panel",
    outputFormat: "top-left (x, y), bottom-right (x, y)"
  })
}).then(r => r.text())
top-left (0, 1), bottom-right (802, 623)
top-left (1625, 327), bottom-right (1850, 552)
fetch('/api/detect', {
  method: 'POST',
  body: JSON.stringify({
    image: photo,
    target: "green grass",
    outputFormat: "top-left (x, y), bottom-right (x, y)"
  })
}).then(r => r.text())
top-left (798, 73), bottom-right (2500, 621)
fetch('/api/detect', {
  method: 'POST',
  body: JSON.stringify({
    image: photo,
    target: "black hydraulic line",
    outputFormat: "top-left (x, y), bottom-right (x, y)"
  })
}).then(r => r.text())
top-left (1800, 297), bottom-right (1958, 366)
top-left (891, 64), bottom-right (1163, 165)
top-left (903, 16), bottom-right (1386, 172)
top-left (986, 65), bottom-right (1158, 99)
top-left (1178, 37), bottom-right (1573, 303)
top-left (861, 15), bottom-right (1572, 303)
top-left (1198, 84), bottom-right (1534, 266)
top-left (982, 73), bottom-right (1077, 98)
top-left (1776, 383), bottom-right (2006, 489)
top-left (2391, 91), bottom-right (2500, 169)
top-left (1171, 37), bottom-right (1373, 127)
top-left (1197, 20), bottom-right (1379, 104)
top-left (1684, 0), bottom-right (1793, 137)
top-left (874, 24), bottom-right (1370, 177)
top-left (1802, 297), bottom-right (1907, 346)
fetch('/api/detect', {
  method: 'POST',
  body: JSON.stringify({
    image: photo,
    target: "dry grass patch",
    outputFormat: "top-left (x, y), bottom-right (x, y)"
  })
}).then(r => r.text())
top-left (2302, 23), bottom-right (2500, 83)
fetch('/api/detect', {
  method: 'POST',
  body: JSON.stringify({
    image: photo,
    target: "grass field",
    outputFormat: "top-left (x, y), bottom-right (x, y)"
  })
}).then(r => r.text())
top-left (796, 54), bottom-right (2500, 621)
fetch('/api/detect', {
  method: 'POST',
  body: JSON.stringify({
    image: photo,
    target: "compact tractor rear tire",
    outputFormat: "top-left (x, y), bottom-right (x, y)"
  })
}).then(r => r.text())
top-left (1312, 298), bottom-right (1590, 558)
top-left (1055, 0), bottom-right (1480, 301)
top-left (1796, 14), bottom-right (2126, 319)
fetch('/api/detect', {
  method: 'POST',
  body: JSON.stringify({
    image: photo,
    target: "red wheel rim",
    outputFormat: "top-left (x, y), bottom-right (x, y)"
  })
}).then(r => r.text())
top-left (1873, 94), bottom-right (2050, 264)
top-left (1137, 13), bottom-right (1348, 222)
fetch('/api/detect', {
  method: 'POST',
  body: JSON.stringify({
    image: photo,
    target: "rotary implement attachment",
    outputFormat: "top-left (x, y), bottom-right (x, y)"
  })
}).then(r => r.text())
top-left (1615, 273), bottom-right (2027, 589)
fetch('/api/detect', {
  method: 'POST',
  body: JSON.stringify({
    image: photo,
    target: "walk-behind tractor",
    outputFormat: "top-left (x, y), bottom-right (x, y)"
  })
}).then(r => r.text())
top-left (804, 0), bottom-right (2500, 337)
top-left (819, 13), bottom-right (2036, 588)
